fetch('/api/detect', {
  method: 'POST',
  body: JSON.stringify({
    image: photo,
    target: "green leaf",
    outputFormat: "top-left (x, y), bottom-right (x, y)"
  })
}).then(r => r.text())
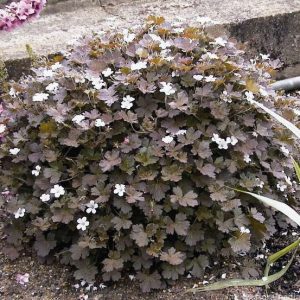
top-left (292, 158), bottom-right (300, 182)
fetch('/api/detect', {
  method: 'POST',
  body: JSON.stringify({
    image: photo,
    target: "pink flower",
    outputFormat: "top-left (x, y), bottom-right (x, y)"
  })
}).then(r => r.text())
top-left (0, 0), bottom-right (47, 31)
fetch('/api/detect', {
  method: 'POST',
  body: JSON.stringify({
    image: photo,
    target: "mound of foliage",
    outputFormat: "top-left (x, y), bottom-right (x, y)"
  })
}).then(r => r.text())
top-left (0, 16), bottom-right (299, 291)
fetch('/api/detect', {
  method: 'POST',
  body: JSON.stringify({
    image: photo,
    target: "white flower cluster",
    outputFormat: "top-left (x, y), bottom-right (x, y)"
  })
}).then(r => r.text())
top-left (121, 95), bottom-right (135, 110)
top-left (211, 133), bottom-right (238, 149)
top-left (14, 208), bottom-right (25, 219)
top-left (72, 114), bottom-right (86, 125)
top-left (131, 61), bottom-right (147, 71)
top-left (33, 93), bottom-right (49, 102)
top-left (240, 226), bottom-right (250, 234)
top-left (9, 148), bottom-right (20, 155)
top-left (46, 82), bottom-right (59, 93)
top-left (162, 129), bottom-right (187, 144)
top-left (102, 67), bottom-right (114, 77)
top-left (32, 165), bottom-right (41, 177)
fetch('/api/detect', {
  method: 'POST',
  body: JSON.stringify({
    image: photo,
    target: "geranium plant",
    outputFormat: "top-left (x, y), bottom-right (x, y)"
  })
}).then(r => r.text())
top-left (0, 16), bottom-right (299, 291)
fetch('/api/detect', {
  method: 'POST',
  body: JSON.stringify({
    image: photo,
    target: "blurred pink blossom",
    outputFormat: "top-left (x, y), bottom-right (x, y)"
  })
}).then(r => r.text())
top-left (0, 0), bottom-right (46, 31)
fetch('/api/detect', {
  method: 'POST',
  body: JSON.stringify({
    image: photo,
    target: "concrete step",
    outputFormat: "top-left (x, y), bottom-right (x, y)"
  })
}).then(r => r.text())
top-left (1, 0), bottom-right (300, 79)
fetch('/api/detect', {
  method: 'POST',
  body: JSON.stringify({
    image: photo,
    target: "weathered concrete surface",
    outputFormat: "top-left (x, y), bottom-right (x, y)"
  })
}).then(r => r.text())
top-left (1, 0), bottom-right (300, 79)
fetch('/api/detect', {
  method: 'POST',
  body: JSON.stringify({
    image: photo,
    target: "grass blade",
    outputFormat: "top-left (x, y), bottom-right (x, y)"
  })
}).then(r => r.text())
top-left (186, 246), bottom-right (298, 293)
top-left (251, 99), bottom-right (300, 139)
top-left (235, 189), bottom-right (300, 227)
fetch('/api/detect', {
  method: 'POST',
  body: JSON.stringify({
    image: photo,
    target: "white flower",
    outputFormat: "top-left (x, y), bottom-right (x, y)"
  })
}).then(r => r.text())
top-left (77, 217), bottom-right (89, 231)
top-left (95, 118), bottom-right (105, 127)
top-left (211, 134), bottom-right (231, 149)
top-left (43, 69), bottom-right (54, 77)
top-left (46, 82), bottom-right (59, 93)
top-left (277, 182), bottom-right (287, 192)
top-left (240, 226), bottom-right (250, 234)
top-left (175, 129), bottom-right (187, 136)
top-left (252, 132), bottom-right (258, 137)
top-left (245, 91), bottom-right (254, 104)
top-left (160, 82), bottom-right (176, 95)
top-left (255, 178), bottom-right (264, 188)
top-left (221, 273), bottom-right (227, 279)
top-left (9, 148), bottom-right (20, 155)
top-left (91, 77), bottom-right (106, 90)
top-left (260, 53), bottom-right (270, 61)
top-left (221, 91), bottom-right (232, 103)
top-left (244, 154), bottom-right (252, 163)
top-left (121, 95), bottom-right (135, 110)
top-left (193, 74), bottom-right (204, 81)
top-left (162, 135), bottom-right (174, 144)
top-left (213, 37), bottom-right (227, 47)
top-left (40, 193), bottom-right (51, 202)
top-left (86, 200), bottom-right (98, 214)
top-left (9, 87), bottom-right (18, 98)
top-left (0, 124), bottom-right (6, 134)
top-left (50, 184), bottom-right (65, 198)
top-left (218, 139), bottom-right (229, 149)
top-left (114, 184), bottom-right (126, 196)
top-left (51, 62), bottom-right (62, 70)
top-left (32, 165), bottom-right (41, 176)
top-left (72, 114), bottom-right (85, 124)
top-left (205, 52), bottom-right (219, 59)
top-left (255, 254), bottom-right (265, 260)
top-left (123, 29), bottom-right (136, 43)
top-left (102, 68), bottom-right (113, 77)
top-left (159, 40), bottom-right (171, 49)
top-left (129, 275), bottom-right (135, 281)
top-left (229, 136), bottom-right (238, 145)
top-left (280, 145), bottom-right (289, 156)
top-left (131, 61), bottom-right (147, 71)
top-left (99, 283), bottom-right (106, 289)
top-left (33, 93), bottom-right (49, 102)
top-left (204, 75), bottom-right (216, 82)
top-left (14, 208), bottom-right (25, 219)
